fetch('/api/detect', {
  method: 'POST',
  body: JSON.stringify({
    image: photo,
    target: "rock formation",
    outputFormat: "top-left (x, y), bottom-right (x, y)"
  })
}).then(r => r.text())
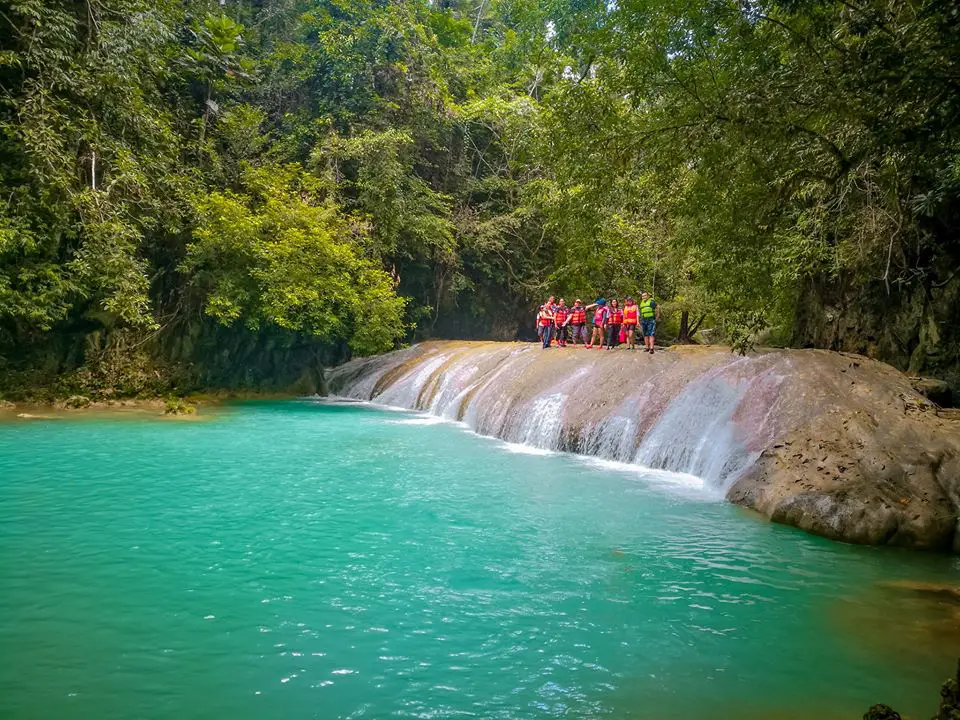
top-left (328, 341), bottom-right (960, 551)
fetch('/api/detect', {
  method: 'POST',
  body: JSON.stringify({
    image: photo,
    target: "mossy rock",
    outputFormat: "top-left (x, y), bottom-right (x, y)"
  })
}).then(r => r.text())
top-left (164, 397), bottom-right (197, 416)
top-left (862, 705), bottom-right (901, 720)
top-left (64, 395), bottom-right (91, 409)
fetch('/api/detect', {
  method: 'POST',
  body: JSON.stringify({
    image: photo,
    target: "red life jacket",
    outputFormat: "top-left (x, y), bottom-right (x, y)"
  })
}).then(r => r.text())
top-left (554, 308), bottom-right (568, 324)
top-left (623, 305), bottom-right (638, 324)
top-left (610, 308), bottom-right (624, 324)
top-left (570, 308), bottom-right (586, 324)
top-left (594, 307), bottom-right (608, 326)
top-left (538, 312), bottom-right (552, 327)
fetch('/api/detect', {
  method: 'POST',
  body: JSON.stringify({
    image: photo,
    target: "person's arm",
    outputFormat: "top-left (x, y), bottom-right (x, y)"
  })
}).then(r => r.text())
top-left (584, 302), bottom-right (598, 311)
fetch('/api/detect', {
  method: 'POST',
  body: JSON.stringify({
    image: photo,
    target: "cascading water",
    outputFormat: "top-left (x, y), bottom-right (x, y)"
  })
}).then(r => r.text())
top-left (329, 342), bottom-right (790, 493)
top-left (633, 375), bottom-right (757, 491)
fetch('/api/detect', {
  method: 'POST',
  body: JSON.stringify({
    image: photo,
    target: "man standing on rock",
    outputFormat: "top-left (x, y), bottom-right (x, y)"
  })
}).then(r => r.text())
top-left (568, 299), bottom-right (588, 347)
top-left (537, 302), bottom-right (555, 349)
top-left (553, 298), bottom-right (570, 347)
top-left (640, 291), bottom-right (661, 354)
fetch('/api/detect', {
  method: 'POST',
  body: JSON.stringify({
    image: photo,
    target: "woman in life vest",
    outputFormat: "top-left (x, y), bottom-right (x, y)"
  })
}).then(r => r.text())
top-left (639, 290), bottom-right (661, 354)
top-left (553, 298), bottom-right (570, 347)
top-left (567, 299), bottom-right (588, 346)
top-left (585, 299), bottom-right (609, 349)
top-left (537, 303), bottom-right (555, 349)
top-left (621, 296), bottom-right (639, 350)
top-left (605, 299), bottom-right (623, 349)
top-left (535, 296), bottom-right (556, 344)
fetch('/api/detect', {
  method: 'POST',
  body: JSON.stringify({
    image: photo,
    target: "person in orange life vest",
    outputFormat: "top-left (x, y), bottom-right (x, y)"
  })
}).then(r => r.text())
top-left (567, 299), bottom-right (588, 346)
top-left (639, 290), bottom-right (661, 354)
top-left (537, 302), bottom-right (555, 349)
top-left (621, 296), bottom-right (640, 350)
top-left (605, 299), bottom-right (623, 349)
top-left (584, 299), bottom-right (609, 349)
top-left (553, 299), bottom-right (570, 347)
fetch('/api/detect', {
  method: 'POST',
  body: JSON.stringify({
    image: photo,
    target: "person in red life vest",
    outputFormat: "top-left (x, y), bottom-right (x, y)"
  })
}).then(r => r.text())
top-left (567, 299), bottom-right (588, 346)
top-left (584, 299), bottom-right (609, 349)
top-left (621, 296), bottom-right (639, 350)
top-left (535, 295), bottom-right (556, 344)
top-left (537, 302), bottom-right (555, 349)
top-left (605, 299), bottom-right (623, 350)
top-left (639, 290), bottom-right (661, 354)
top-left (553, 298), bottom-right (570, 347)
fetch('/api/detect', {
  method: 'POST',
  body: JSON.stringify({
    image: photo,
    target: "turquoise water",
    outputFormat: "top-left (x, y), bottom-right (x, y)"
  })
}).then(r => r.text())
top-left (1, 401), bottom-right (957, 720)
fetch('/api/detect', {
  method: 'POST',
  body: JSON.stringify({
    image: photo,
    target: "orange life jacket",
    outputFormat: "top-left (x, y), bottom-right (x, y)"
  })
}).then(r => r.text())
top-left (570, 308), bottom-right (586, 324)
top-left (623, 305), bottom-right (638, 324)
top-left (610, 308), bottom-right (624, 324)
top-left (554, 308), bottom-right (568, 325)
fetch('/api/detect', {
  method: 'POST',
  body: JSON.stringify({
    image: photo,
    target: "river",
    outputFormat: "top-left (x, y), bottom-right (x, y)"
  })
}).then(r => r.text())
top-left (0, 400), bottom-right (956, 719)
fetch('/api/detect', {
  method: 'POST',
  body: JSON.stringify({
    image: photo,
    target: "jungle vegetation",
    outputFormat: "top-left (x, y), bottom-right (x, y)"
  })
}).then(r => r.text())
top-left (0, 0), bottom-right (957, 396)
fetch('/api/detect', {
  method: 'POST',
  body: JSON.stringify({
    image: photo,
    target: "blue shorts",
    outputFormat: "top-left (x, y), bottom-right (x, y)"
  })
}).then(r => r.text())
top-left (641, 318), bottom-right (656, 337)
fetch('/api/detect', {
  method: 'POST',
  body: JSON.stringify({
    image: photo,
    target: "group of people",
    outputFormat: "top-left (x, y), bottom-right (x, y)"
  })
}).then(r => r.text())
top-left (535, 293), bottom-right (661, 352)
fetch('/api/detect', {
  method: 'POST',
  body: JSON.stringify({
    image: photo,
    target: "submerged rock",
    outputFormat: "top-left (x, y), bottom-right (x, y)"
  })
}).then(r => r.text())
top-left (327, 341), bottom-right (960, 551)
top-left (863, 705), bottom-right (901, 720)
top-left (938, 660), bottom-right (960, 720)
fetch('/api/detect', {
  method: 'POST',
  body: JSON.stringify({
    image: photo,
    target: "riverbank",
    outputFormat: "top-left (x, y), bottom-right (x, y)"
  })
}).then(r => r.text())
top-left (328, 341), bottom-right (960, 552)
top-left (0, 391), bottom-right (297, 422)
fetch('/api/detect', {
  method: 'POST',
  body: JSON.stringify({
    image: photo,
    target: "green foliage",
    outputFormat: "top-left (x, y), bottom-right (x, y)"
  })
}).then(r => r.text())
top-left (1, 0), bottom-right (958, 395)
top-left (164, 397), bottom-right (197, 415)
top-left (185, 165), bottom-right (406, 355)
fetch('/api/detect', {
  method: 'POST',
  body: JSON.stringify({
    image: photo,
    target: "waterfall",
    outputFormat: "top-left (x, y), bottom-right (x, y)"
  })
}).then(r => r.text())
top-left (633, 376), bottom-right (758, 491)
top-left (328, 342), bottom-right (786, 492)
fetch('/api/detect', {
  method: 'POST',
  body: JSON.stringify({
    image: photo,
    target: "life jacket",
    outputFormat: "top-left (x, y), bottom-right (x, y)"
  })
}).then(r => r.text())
top-left (570, 307), bottom-right (586, 324)
top-left (594, 307), bottom-right (608, 326)
top-left (623, 305), bottom-right (638, 324)
top-left (538, 311), bottom-right (552, 327)
top-left (610, 308), bottom-right (623, 324)
top-left (554, 307), bottom-right (568, 324)
top-left (640, 298), bottom-right (656, 319)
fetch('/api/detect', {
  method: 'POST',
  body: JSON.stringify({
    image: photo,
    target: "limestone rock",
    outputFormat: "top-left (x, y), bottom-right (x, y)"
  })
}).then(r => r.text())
top-left (329, 341), bottom-right (960, 551)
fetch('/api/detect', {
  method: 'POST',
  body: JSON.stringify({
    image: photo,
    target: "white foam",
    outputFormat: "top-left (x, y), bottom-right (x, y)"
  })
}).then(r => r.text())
top-left (575, 456), bottom-right (708, 490)
top-left (327, 392), bottom-right (721, 501)
top-left (386, 417), bottom-right (446, 426)
top-left (498, 442), bottom-right (556, 456)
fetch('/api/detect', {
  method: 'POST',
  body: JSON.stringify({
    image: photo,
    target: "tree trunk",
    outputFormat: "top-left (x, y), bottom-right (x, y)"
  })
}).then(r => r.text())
top-left (678, 312), bottom-right (706, 343)
top-left (678, 311), bottom-right (689, 342)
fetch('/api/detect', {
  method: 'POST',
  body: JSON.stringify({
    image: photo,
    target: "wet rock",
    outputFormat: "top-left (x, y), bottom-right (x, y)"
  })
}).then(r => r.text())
top-left (64, 395), bottom-right (91, 409)
top-left (878, 581), bottom-right (960, 605)
top-left (863, 705), bottom-right (901, 720)
top-left (329, 341), bottom-right (960, 551)
top-left (937, 659), bottom-right (960, 720)
top-left (164, 397), bottom-right (197, 416)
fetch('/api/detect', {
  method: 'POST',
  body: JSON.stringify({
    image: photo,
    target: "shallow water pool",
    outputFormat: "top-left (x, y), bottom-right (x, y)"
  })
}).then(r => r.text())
top-left (1, 400), bottom-right (956, 719)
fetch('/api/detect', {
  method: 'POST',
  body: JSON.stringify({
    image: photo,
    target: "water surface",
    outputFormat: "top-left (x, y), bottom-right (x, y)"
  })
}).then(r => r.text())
top-left (1, 400), bottom-right (956, 719)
